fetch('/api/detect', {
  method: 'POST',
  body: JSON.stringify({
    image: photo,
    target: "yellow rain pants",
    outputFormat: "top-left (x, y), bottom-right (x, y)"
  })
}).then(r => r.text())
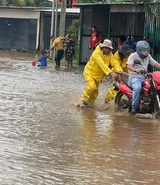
top-left (81, 74), bottom-right (99, 106)
top-left (80, 45), bottom-right (114, 105)
top-left (105, 86), bottom-right (117, 102)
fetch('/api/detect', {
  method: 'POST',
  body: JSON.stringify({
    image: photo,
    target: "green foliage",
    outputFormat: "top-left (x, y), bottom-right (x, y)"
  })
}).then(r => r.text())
top-left (66, 19), bottom-right (80, 62)
top-left (0, 0), bottom-right (52, 6)
top-left (77, 0), bottom-right (105, 2)
top-left (132, 0), bottom-right (160, 18)
top-left (0, 0), bottom-right (6, 5)
top-left (34, 0), bottom-right (52, 7)
top-left (77, 0), bottom-right (129, 2)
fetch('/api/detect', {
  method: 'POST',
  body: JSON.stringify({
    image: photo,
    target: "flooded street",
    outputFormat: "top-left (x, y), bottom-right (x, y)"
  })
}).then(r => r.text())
top-left (0, 50), bottom-right (160, 185)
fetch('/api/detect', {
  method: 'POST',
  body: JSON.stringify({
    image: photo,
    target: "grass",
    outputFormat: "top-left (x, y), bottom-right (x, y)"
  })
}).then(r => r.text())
top-left (48, 57), bottom-right (79, 66)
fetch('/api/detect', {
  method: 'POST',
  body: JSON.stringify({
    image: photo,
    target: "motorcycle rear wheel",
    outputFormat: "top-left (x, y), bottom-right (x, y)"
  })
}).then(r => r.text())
top-left (115, 91), bottom-right (131, 112)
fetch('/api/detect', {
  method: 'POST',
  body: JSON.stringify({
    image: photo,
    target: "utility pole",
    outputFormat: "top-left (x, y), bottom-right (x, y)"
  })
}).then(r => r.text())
top-left (50, 0), bottom-right (55, 40)
top-left (49, 0), bottom-right (55, 57)
top-left (54, 0), bottom-right (58, 38)
top-left (59, 0), bottom-right (67, 36)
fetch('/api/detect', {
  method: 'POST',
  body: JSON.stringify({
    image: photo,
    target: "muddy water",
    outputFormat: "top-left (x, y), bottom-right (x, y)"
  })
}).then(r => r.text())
top-left (0, 50), bottom-right (160, 185)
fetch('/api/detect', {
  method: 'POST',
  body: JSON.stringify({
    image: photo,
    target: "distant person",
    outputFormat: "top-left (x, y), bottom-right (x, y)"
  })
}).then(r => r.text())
top-left (144, 36), bottom-right (160, 72)
top-left (118, 35), bottom-right (126, 49)
top-left (124, 35), bottom-right (135, 51)
top-left (64, 34), bottom-right (75, 68)
top-left (89, 26), bottom-right (103, 51)
top-left (143, 36), bottom-right (159, 56)
top-left (131, 35), bottom-right (138, 51)
top-left (47, 36), bottom-right (66, 69)
top-left (37, 50), bottom-right (48, 68)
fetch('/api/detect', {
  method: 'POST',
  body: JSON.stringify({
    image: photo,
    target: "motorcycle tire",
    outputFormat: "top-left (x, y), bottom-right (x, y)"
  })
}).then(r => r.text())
top-left (115, 91), bottom-right (131, 112)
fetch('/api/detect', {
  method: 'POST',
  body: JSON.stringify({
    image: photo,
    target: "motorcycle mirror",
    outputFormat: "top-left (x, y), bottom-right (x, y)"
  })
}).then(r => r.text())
top-left (134, 60), bottom-right (141, 65)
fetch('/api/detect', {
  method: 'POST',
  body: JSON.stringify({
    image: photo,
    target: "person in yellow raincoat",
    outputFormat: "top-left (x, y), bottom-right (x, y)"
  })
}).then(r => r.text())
top-left (78, 39), bottom-right (117, 108)
top-left (105, 44), bottom-right (133, 102)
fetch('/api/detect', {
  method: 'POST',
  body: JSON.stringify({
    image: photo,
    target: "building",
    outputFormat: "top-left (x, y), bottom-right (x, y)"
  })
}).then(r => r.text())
top-left (0, 6), bottom-right (80, 52)
top-left (77, 3), bottom-right (145, 64)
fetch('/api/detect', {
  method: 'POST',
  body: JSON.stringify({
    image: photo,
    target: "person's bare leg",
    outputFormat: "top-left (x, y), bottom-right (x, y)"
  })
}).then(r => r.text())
top-left (66, 61), bottom-right (69, 68)
top-left (69, 61), bottom-right (72, 68)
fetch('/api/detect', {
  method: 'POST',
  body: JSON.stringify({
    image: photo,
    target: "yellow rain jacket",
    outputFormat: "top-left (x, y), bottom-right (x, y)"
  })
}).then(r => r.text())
top-left (81, 45), bottom-right (115, 105)
top-left (105, 51), bottom-right (130, 102)
top-left (52, 37), bottom-right (65, 50)
top-left (111, 51), bottom-right (129, 73)
top-left (84, 45), bottom-right (113, 82)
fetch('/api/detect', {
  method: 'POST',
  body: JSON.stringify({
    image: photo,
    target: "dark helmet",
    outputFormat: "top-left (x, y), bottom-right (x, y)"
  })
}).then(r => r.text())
top-left (136, 41), bottom-right (150, 58)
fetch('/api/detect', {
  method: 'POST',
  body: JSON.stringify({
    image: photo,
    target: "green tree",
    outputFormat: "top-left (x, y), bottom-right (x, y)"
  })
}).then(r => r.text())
top-left (77, 0), bottom-right (129, 3)
top-left (132, 0), bottom-right (160, 18)
top-left (0, 0), bottom-right (52, 6)
top-left (0, 0), bottom-right (6, 5)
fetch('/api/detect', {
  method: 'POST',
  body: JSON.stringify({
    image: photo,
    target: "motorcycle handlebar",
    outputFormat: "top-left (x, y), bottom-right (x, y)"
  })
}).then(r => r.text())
top-left (140, 70), bottom-right (153, 78)
top-left (140, 69), bottom-right (148, 75)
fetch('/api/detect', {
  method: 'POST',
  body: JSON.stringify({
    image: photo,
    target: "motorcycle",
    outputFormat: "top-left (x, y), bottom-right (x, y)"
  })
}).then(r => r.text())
top-left (113, 60), bottom-right (160, 119)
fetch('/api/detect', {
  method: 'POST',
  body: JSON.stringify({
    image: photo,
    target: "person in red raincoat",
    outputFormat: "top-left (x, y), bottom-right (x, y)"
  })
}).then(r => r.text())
top-left (89, 26), bottom-right (103, 51)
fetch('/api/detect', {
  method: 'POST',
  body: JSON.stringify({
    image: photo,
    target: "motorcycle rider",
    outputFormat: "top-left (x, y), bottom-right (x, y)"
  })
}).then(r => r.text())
top-left (127, 40), bottom-right (160, 114)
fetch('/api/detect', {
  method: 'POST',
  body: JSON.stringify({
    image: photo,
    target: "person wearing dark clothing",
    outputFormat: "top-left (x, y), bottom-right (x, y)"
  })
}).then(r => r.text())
top-left (124, 35), bottom-right (135, 51)
top-left (144, 36), bottom-right (160, 72)
top-left (131, 35), bottom-right (138, 51)
top-left (143, 36), bottom-right (159, 56)
top-left (64, 34), bottom-right (75, 68)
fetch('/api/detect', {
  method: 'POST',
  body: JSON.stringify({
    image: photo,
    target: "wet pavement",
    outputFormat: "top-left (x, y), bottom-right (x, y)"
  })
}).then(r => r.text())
top-left (0, 50), bottom-right (160, 185)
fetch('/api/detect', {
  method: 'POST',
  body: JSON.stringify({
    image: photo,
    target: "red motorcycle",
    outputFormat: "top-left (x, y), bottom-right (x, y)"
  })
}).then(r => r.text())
top-left (113, 67), bottom-right (160, 119)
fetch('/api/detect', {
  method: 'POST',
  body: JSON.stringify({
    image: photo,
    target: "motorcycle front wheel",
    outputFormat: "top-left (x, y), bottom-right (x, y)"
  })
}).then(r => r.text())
top-left (115, 91), bottom-right (131, 112)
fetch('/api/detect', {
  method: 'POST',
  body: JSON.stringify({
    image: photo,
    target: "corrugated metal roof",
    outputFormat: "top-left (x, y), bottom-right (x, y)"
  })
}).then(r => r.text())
top-left (76, 2), bottom-right (142, 6)
top-left (39, 8), bottom-right (80, 13)
top-left (0, 6), bottom-right (50, 10)
top-left (0, 6), bottom-right (80, 13)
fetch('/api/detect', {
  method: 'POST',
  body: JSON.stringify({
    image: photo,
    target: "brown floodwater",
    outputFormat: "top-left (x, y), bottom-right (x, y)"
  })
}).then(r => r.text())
top-left (0, 50), bottom-right (160, 185)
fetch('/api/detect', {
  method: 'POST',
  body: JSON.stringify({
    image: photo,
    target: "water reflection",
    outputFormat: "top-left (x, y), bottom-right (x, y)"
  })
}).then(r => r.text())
top-left (80, 109), bottom-right (112, 160)
top-left (0, 51), bottom-right (160, 184)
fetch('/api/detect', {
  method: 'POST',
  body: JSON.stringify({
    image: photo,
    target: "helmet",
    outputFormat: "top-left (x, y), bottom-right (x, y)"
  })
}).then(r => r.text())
top-left (136, 41), bottom-right (150, 58)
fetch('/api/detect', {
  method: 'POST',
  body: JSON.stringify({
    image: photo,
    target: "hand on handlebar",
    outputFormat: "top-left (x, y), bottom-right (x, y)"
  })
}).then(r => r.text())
top-left (123, 72), bottom-right (128, 76)
top-left (116, 71), bottom-right (128, 76)
top-left (110, 72), bottom-right (117, 78)
top-left (140, 69), bottom-right (148, 75)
